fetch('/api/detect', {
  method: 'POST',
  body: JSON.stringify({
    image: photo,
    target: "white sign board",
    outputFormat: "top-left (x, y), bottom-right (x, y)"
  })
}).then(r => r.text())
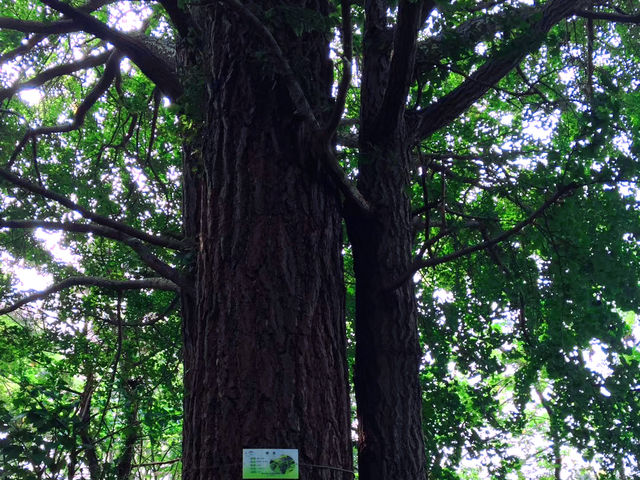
top-left (242, 449), bottom-right (299, 479)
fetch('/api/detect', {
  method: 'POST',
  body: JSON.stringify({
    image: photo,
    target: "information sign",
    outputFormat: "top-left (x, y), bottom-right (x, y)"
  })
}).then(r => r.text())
top-left (242, 449), bottom-right (299, 479)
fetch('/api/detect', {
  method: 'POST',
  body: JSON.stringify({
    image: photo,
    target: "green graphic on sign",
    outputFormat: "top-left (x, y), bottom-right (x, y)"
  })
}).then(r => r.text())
top-left (242, 449), bottom-right (299, 479)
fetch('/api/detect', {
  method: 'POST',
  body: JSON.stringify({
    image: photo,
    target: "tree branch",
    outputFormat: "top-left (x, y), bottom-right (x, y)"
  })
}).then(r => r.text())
top-left (0, 276), bottom-right (179, 315)
top-left (155, 0), bottom-right (193, 38)
top-left (0, 219), bottom-right (187, 286)
top-left (0, 34), bottom-right (45, 64)
top-left (0, 0), bottom-right (115, 35)
top-left (0, 50), bottom-right (112, 103)
top-left (98, 295), bottom-right (179, 327)
top-left (38, 0), bottom-right (182, 100)
top-left (7, 49), bottom-right (123, 167)
top-left (414, 5), bottom-right (537, 74)
top-left (385, 182), bottom-right (581, 290)
top-left (0, 16), bottom-right (79, 34)
top-left (132, 458), bottom-right (181, 468)
top-left (324, 0), bottom-right (352, 136)
top-left (574, 9), bottom-right (640, 23)
top-left (413, 0), bottom-right (587, 142)
top-left (372, 0), bottom-right (432, 136)
top-left (0, 169), bottom-right (187, 250)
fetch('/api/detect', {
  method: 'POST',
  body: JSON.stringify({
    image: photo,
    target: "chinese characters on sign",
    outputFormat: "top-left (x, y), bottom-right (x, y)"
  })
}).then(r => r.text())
top-left (242, 449), bottom-right (299, 479)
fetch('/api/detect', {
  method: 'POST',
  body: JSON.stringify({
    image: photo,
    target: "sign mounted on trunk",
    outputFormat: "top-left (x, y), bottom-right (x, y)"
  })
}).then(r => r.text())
top-left (242, 449), bottom-right (299, 479)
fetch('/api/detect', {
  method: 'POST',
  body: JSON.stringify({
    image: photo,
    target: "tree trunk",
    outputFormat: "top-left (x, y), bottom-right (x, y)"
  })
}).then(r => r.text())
top-left (344, 2), bottom-right (427, 477)
top-left (179, 3), bottom-right (353, 479)
top-left (345, 132), bottom-right (426, 480)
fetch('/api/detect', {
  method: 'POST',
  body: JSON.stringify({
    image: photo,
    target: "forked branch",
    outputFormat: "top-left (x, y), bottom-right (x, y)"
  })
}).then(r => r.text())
top-left (413, 0), bottom-right (587, 141)
top-left (8, 50), bottom-right (123, 167)
top-left (39, 0), bottom-right (182, 99)
top-left (386, 182), bottom-right (581, 290)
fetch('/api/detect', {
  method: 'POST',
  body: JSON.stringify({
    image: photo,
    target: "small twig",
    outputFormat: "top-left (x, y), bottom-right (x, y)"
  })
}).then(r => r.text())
top-left (132, 458), bottom-right (181, 468)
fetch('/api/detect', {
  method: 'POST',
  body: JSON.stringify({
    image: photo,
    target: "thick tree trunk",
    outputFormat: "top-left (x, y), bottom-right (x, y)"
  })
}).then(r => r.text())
top-left (179, 3), bottom-right (352, 480)
top-left (344, 2), bottom-right (427, 477)
top-left (345, 131), bottom-right (426, 480)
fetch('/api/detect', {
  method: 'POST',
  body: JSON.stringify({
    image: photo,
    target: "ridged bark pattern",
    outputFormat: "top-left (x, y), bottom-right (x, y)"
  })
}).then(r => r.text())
top-left (180, 3), bottom-right (352, 480)
top-left (347, 2), bottom-right (426, 473)
top-left (346, 131), bottom-right (426, 480)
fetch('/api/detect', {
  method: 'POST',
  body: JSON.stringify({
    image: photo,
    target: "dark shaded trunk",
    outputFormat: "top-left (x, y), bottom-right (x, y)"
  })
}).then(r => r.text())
top-left (179, 3), bottom-right (352, 479)
top-left (77, 369), bottom-right (100, 480)
top-left (345, 130), bottom-right (426, 480)
top-left (115, 380), bottom-right (139, 480)
top-left (343, 2), bottom-right (427, 478)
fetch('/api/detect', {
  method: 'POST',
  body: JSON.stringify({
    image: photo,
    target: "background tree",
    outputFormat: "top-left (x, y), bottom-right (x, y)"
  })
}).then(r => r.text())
top-left (2, 1), bottom-right (640, 479)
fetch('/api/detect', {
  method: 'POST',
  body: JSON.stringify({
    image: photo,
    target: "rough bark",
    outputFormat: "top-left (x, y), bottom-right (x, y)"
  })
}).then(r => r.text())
top-left (345, 134), bottom-right (426, 480)
top-left (342, 2), bottom-right (427, 479)
top-left (179, 3), bottom-right (352, 479)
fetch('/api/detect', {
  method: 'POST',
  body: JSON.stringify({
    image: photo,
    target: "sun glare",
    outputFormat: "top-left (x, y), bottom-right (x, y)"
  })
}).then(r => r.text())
top-left (18, 88), bottom-right (42, 106)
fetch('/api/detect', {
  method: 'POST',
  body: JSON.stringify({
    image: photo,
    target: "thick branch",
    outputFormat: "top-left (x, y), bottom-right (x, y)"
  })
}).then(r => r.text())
top-left (0, 34), bottom-right (45, 64)
top-left (0, 170), bottom-right (187, 250)
top-left (373, 0), bottom-right (431, 135)
top-left (386, 183), bottom-right (581, 290)
top-left (39, 0), bottom-right (182, 100)
top-left (414, 0), bottom-right (587, 142)
top-left (156, 0), bottom-right (193, 38)
top-left (126, 239), bottom-right (186, 287)
top-left (0, 16), bottom-right (78, 34)
top-left (0, 0), bottom-right (115, 35)
top-left (414, 5), bottom-right (537, 73)
top-left (0, 276), bottom-right (179, 315)
top-left (574, 9), bottom-right (640, 23)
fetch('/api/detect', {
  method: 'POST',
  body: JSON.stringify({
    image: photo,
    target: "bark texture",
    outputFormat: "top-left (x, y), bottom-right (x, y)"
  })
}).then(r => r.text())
top-left (343, 2), bottom-right (427, 478)
top-left (346, 134), bottom-right (426, 480)
top-left (180, 3), bottom-right (352, 479)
